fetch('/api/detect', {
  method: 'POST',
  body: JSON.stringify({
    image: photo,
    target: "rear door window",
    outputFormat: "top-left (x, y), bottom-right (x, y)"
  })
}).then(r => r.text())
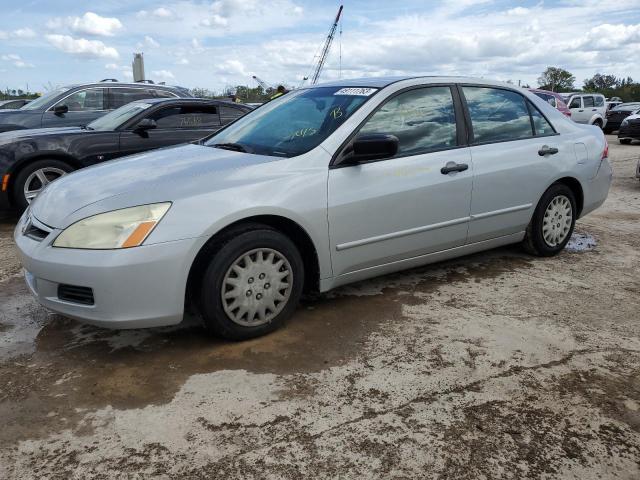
top-left (462, 86), bottom-right (533, 144)
top-left (148, 105), bottom-right (220, 128)
top-left (55, 88), bottom-right (106, 111)
top-left (528, 102), bottom-right (555, 136)
top-left (583, 96), bottom-right (595, 108)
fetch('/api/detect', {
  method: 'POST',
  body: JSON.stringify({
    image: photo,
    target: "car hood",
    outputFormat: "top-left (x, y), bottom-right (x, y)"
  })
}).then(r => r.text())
top-left (625, 114), bottom-right (640, 121)
top-left (30, 143), bottom-right (282, 228)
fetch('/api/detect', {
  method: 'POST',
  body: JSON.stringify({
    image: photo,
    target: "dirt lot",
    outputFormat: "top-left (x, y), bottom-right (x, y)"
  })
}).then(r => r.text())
top-left (0, 137), bottom-right (639, 479)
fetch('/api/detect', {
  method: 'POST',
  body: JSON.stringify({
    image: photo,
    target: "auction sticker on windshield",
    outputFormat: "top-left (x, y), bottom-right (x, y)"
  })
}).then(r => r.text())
top-left (334, 87), bottom-right (378, 96)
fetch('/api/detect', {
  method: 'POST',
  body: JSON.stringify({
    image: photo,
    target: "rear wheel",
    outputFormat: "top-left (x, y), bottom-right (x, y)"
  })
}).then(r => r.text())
top-left (13, 159), bottom-right (73, 210)
top-left (523, 184), bottom-right (576, 257)
top-left (619, 138), bottom-right (632, 145)
top-left (198, 224), bottom-right (304, 340)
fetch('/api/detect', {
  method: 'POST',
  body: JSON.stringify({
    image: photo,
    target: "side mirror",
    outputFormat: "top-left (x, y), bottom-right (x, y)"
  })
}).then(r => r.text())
top-left (134, 118), bottom-right (157, 132)
top-left (339, 133), bottom-right (399, 166)
top-left (53, 104), bottom-right (68, 115)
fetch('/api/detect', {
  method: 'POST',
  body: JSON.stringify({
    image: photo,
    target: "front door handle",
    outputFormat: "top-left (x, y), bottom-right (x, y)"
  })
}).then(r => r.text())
top-left (592, 109), bottom-right (597, 111)
top-left (441, 162), bottom-right (469, 174)
top-left (538, 145), bottom-right (559, 156)
top-left (578, 109), bottom-right (584, 112)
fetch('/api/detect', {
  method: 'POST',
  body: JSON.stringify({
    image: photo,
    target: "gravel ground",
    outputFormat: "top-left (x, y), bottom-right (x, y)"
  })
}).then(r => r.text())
top-left (0, 137), bottom-right (639, 479)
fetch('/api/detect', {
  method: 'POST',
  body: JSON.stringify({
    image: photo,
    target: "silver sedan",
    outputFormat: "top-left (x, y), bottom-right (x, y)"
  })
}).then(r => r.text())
top-left (15, 77), bottom-right (612, 340)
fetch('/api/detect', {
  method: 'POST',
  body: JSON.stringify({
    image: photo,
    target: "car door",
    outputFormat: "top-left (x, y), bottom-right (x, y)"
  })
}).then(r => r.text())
top-left (328, 85), bottom-right (473, 277)
top-left (568, 96), bottom-right (585, 123)
top-left (460, 86), bottom-right (572, 243)
top-left (42, 88), bottom-right (108, 127)
top-left (118, 104), bottom-right (222, 157)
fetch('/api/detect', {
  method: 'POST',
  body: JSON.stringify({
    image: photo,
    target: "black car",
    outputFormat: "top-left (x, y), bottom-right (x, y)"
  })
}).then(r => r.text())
top-left (0, 80), bottom-right (192, 133)
top-left (0, 99), bottom-right (31, 110)
top-left (0, 98), bottom-right (250, 210)
top-left (604, 102), bottom-right (640, 133)
top-left (618, 114), bottom-right (640, 145)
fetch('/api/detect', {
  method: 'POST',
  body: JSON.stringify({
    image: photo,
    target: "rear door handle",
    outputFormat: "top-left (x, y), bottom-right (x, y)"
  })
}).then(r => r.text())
top-left (441, 162), bottom-right (469, 174)
top-left (592, 109), bottom-right (597, 111)
top-left (538, 145), bottom-right (559, 156)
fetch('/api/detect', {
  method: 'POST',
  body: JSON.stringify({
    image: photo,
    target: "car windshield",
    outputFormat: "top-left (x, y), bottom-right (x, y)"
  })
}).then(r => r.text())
top-left (204, 86), bottom-right (377, 157)
top-left (20, 87), bottom-right (71, 110)
top-left (612, 103), bottom-right (640, 112)
top-left (86, 101), bottom-right (153, 131)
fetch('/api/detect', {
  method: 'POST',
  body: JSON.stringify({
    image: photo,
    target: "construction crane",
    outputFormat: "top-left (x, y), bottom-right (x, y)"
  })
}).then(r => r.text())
top-left (251, 75), bottom-right (271, 90)
top-left (306, 5), bottom-right (343, 85)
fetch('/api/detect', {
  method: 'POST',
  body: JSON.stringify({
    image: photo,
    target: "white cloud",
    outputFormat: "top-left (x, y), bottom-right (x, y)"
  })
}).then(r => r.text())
top-left (1, 53), bottom-right (34, 68)
top-left (151, 69), bottom-right (175, 81)
top-left (152, 7), bottom-right (174, 18)
top-left (144, 36), bottom-right (160, 48)
top-left (12, 28), bottom-right (36, 39)
top-left (0, 31), bottom-right (7, 40)
top-left (46, 34), bottom-right (119, 59)
top-left (48, 12), bottom-right (123, 37)
top-left (176, 58), bottom-right (190, 65)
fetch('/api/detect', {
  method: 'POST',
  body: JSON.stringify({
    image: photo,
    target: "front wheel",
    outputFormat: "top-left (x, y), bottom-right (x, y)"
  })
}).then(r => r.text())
top-left (523, 184), bottom-right (576, 257)
top-left (13, 159), bottom-right (73, 210)
top-left (198, 224), bottom-right (305, 340)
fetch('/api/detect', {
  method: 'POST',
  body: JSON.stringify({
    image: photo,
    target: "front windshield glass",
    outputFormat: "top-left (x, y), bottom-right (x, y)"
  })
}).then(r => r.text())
top-left (205, 86), bottom-right (378, 157)
top-left (87, 101), bottom-right (153, 131)
top-left (612, 103), bottom-right (640, 111)
top-left (20, 87), bottom-right (71, 110)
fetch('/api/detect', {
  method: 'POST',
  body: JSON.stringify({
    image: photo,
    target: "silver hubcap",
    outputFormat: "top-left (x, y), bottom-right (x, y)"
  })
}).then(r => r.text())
top-left (543, 195), bottom-right (573, 247)
top-left (24, 167), bottom-right (66, 203)
top-left (221, 248), bottom-right (292, 327)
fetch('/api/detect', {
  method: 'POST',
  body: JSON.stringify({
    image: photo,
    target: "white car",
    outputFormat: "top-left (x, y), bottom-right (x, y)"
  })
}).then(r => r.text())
top-left (14, 77), bottom-right (612, 340)
top-left (566, 93), bottom-right (607, 129)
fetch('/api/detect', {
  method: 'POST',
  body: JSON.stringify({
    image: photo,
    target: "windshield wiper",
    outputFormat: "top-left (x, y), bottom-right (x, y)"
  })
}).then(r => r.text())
top-left (212, 142), bottom-right (247, 152)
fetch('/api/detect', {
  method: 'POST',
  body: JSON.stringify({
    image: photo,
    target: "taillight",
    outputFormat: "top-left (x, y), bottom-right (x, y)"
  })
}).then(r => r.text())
top-left (602, 138), bottom-right (609, 160)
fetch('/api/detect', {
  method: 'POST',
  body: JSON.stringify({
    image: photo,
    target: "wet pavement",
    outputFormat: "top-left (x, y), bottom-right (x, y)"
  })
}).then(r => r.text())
top-left (1, 137), bottom-right (640, 479)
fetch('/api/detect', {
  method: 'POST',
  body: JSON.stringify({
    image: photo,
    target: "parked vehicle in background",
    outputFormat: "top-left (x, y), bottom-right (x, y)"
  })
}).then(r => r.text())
top-left (604, 103), bottom-right (640, 133)
top-left (0, 98), bottom-right (250, 210)
top-left (606, 100), bottom-right (623, 111)
top-left (0, 99), bottom-right (31, 109)
top-left (529, 88), bottom-right (571, 117)
top-left (0, 81), bottom-right (192, 133)
top-left (14, 77), bottom-right (612, 340)
top-left (618, 112), bottom-right (640, 145)
top-left (566, 93), bottom-right (607, 128)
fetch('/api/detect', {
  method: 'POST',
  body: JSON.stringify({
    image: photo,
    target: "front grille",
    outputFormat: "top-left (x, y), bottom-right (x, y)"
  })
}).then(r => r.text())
top-left (57, 284), bottom-right (95, 305)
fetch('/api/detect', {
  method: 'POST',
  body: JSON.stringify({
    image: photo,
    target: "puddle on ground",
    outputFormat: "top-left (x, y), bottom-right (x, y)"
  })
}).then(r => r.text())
top-left (0, 246), bottom-right (534, 446)
top-left (566, 232), bottom-right (597, 253)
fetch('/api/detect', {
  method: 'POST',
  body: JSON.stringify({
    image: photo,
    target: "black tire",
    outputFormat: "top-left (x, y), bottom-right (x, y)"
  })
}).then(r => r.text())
top-left (12, 159), bottom-right (74, 211)
top-left (592, 119), bottom-right (603, 129)
top-left (198, 223), bottom-right (304, 340)
top-left (603, 128), bottom-right (613, 134)
top-left (523, 183), bottom-right (577, 257)
top-left (619, 138), bottom-right (632, 145)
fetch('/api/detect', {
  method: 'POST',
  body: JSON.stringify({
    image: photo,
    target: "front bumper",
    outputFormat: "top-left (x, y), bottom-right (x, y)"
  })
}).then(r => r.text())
top-left (618, 122), bottom-right (640, 139)
top-left (14, 214), bottom-right (200, 329)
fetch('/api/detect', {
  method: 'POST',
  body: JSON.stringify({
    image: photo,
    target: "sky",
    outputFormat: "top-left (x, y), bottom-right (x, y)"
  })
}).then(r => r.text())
top-left (1, 0), bottom-right (640, 94)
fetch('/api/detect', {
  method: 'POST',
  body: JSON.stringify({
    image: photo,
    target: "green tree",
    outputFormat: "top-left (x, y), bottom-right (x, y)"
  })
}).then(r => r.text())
top-left (583, 73), bottom-right (619, 93)
top-left (537, 67), bottom-right (575, 92)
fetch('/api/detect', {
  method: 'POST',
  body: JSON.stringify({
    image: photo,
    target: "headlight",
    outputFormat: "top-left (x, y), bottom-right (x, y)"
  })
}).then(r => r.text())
top-left (53, 203), bottom-right (171, 249)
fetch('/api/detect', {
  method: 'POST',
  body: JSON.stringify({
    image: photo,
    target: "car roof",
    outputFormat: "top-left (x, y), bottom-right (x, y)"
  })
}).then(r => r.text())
top-left (131, 98), bottom-right (250, 107)
top-left (315, 75), bottom-right (521, 89)
top-left (62, 82), bottom-right (189, 91)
